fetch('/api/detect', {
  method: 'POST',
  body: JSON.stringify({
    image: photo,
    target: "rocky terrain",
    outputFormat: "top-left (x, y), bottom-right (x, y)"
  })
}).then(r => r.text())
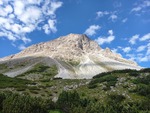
top-left (0, 34), bottom-right (142, 79)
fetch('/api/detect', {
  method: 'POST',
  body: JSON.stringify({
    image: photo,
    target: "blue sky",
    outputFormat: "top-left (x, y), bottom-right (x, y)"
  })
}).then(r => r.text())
top-left (0, 0), bottom-right (150, 67)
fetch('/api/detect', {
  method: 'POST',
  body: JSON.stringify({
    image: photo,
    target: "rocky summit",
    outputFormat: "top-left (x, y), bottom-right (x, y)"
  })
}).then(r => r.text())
top-left (0, 34), bottom-right (142, 79)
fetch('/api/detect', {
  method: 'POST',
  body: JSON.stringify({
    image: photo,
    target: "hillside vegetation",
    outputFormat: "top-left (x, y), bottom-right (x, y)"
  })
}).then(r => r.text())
top-left (0, 68), bottom-right (150, 113)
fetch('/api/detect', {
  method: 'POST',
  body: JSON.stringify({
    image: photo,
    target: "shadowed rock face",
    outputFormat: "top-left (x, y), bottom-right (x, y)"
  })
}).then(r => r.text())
top-left (0, 34), bottom-right (142, 79)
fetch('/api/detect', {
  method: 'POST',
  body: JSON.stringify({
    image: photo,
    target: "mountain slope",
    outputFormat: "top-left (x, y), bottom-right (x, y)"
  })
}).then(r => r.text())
top-left (0, 34), bottom-right (142, 79)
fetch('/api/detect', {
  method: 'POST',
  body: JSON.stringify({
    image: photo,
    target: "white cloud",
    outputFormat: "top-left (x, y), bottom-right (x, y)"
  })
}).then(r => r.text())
top-left (5, 5), bottom-right (13, 15)
top-left (0, 17), bottom-right (9, 24)
top-left (0, 31), bottom-right (17, 41)
top-left (141, 0), bottom-right (150, 8)
top-left (43, 19), bottom-right (57, 34)
top-left (126, 42), bottom-right (150, 62)
top-left (117, 46), bottom-right (122, 49)
top-left (19, 6), bottom-right (42, 24)
top-left (95, 36), bottom-right (115, 45)
top-left (122, 47), bottom-right (131, 53)
top-left (139, 56), bottom-right (149, 62)
top-left (137, 49), bottom-right (150, 62)
top-left (127, 33), bottom-right (150, 62)
top-left (126, 44), bottom-right (150, 63)
top-left (43, 24), bottom-right (50, 34)
top-left (131, 7), bottom-right (142, 12)
top-left (7, 34), bottom-right (17, 42)
top-left (9, 14), bottom-right (15, 19)
top-left (146, 43), bottom-right (150, 55)
top-left (48, 19), bottom-right (57, 33)
top-left (146, 50), bottom-right (150, 56)
top-left (0, 4), bottom-right (13, 17)
top-left (122, 18), bottom-right (128, 23)
top-left (22, 25), bottom-right (35, 33)
top-left (131, 0), bottom-right (150, 13)
top-left (96, 11), bottom-right (118, 22)
top-left (27, 0), bottom-right (42, 5)
top-left (14, 1), bottom-right (25, 16)
top-left (137, 45), bottom-right (147, 52)
top-left (112, 48), bottom-right (118, 53)
top-left (0, 0), bottom-right (3, 5)
top-left (49, 1), bottom-right (62, 15)
top-left (95, 30), bottom-right (115, 45)
top-left (108, 30), bottom-right (113, 35)
top-left (42, 0), bottom-right (62, 16)
top-left (129, 34), bottom-right (139, 45)
top-left (126, 54), bottom-right (136, 61)
top-left (0, 0), bottom-right (63, 49)
top-left (18, 44), bottom-right (26, 50)
top-left (96, 11), bottom-right (109, 18)
top-left (109, 14), bottom-right (117, 22)
top-left (140, 33), bottom-right (150, 41)
top-left (11, 24), bottom-right (22, 34)
top-left (22, 37), bottom-right (31, 44)
top-left (84, 25), bottom-right (101, 36)
top-left (0, 8), bottom-right (6, 17)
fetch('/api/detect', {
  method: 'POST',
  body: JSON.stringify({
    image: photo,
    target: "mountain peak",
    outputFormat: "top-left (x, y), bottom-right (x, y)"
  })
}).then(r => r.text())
top-left (58, 33), bottom-right (91, 43)
top-left (104, 47), bottom-right (112, 53)
top-left (67, 33), bottom-right (88, 38)
top-left (52, 33), bottom-right (101, 52)
top-left (0, 33), bottom-right (141, 79)
top-left (12, 34), bottom-right (101, 61)
top-left (67, 33), bottom-right (86, 37)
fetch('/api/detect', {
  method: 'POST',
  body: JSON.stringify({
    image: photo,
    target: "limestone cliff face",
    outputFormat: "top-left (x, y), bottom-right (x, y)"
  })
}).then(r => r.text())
top-left (4, 34), bottom-right (135, 64)
top-left (0, 34), bottom-right (141, 79)
top-left (11, 34), bottom-right (101, 61)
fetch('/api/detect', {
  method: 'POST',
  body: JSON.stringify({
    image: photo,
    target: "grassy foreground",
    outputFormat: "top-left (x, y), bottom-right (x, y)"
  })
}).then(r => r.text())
top-left (0, 68), bottom-right (150, 113)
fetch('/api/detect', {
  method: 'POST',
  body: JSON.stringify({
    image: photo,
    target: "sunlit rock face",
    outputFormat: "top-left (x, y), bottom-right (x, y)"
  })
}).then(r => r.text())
top-left (0, 34), bottom-right (142, 79)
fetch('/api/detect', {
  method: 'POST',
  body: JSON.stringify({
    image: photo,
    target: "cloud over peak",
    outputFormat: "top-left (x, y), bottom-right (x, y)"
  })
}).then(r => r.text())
top-left (95, 30), bottom-right (115, 45)
top-left (84, 25), bottom-right (101, 36)
top-left (122, 47), bottom-right (131, 53)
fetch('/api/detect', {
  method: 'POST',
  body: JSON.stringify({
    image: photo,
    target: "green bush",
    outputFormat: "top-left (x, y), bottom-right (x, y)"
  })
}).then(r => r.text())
top-left (132, 74), bottom-right (150, 85)
top-left (17, 64), bottom-right (58, 79)
top-left (57, 90), bottom-right (81, 113)
top-left (107, 80), bottom-right (116, 86)
top-left (89, 74), bottom-right (117, 89)
top-left (133, 84), bottom-right (150, 98)
top-left (0, 92), bottom-right (55, 113)
top-left (139, 99), bottom-right (150, 110)
top-left (0, 73), bottom-right (31, 88)
top-left (88, 84), bottom-right (97, 89)
top-left (140, 68), bottom-right (150, 73)
top-left (129, 72), bottom-right (139, 77)
top-left (0, 93), bottom-right (5, 111)
top-left (93, 72), bottom-right (112, 79)
top-left (93, 69), bottom-right (137, 79)
top-left (107, 94), bottom-right (126, 103)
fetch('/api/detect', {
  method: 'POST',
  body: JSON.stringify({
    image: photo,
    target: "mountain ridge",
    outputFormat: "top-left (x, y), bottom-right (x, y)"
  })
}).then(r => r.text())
top-left (0, 34), bottom-right (142, 79)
